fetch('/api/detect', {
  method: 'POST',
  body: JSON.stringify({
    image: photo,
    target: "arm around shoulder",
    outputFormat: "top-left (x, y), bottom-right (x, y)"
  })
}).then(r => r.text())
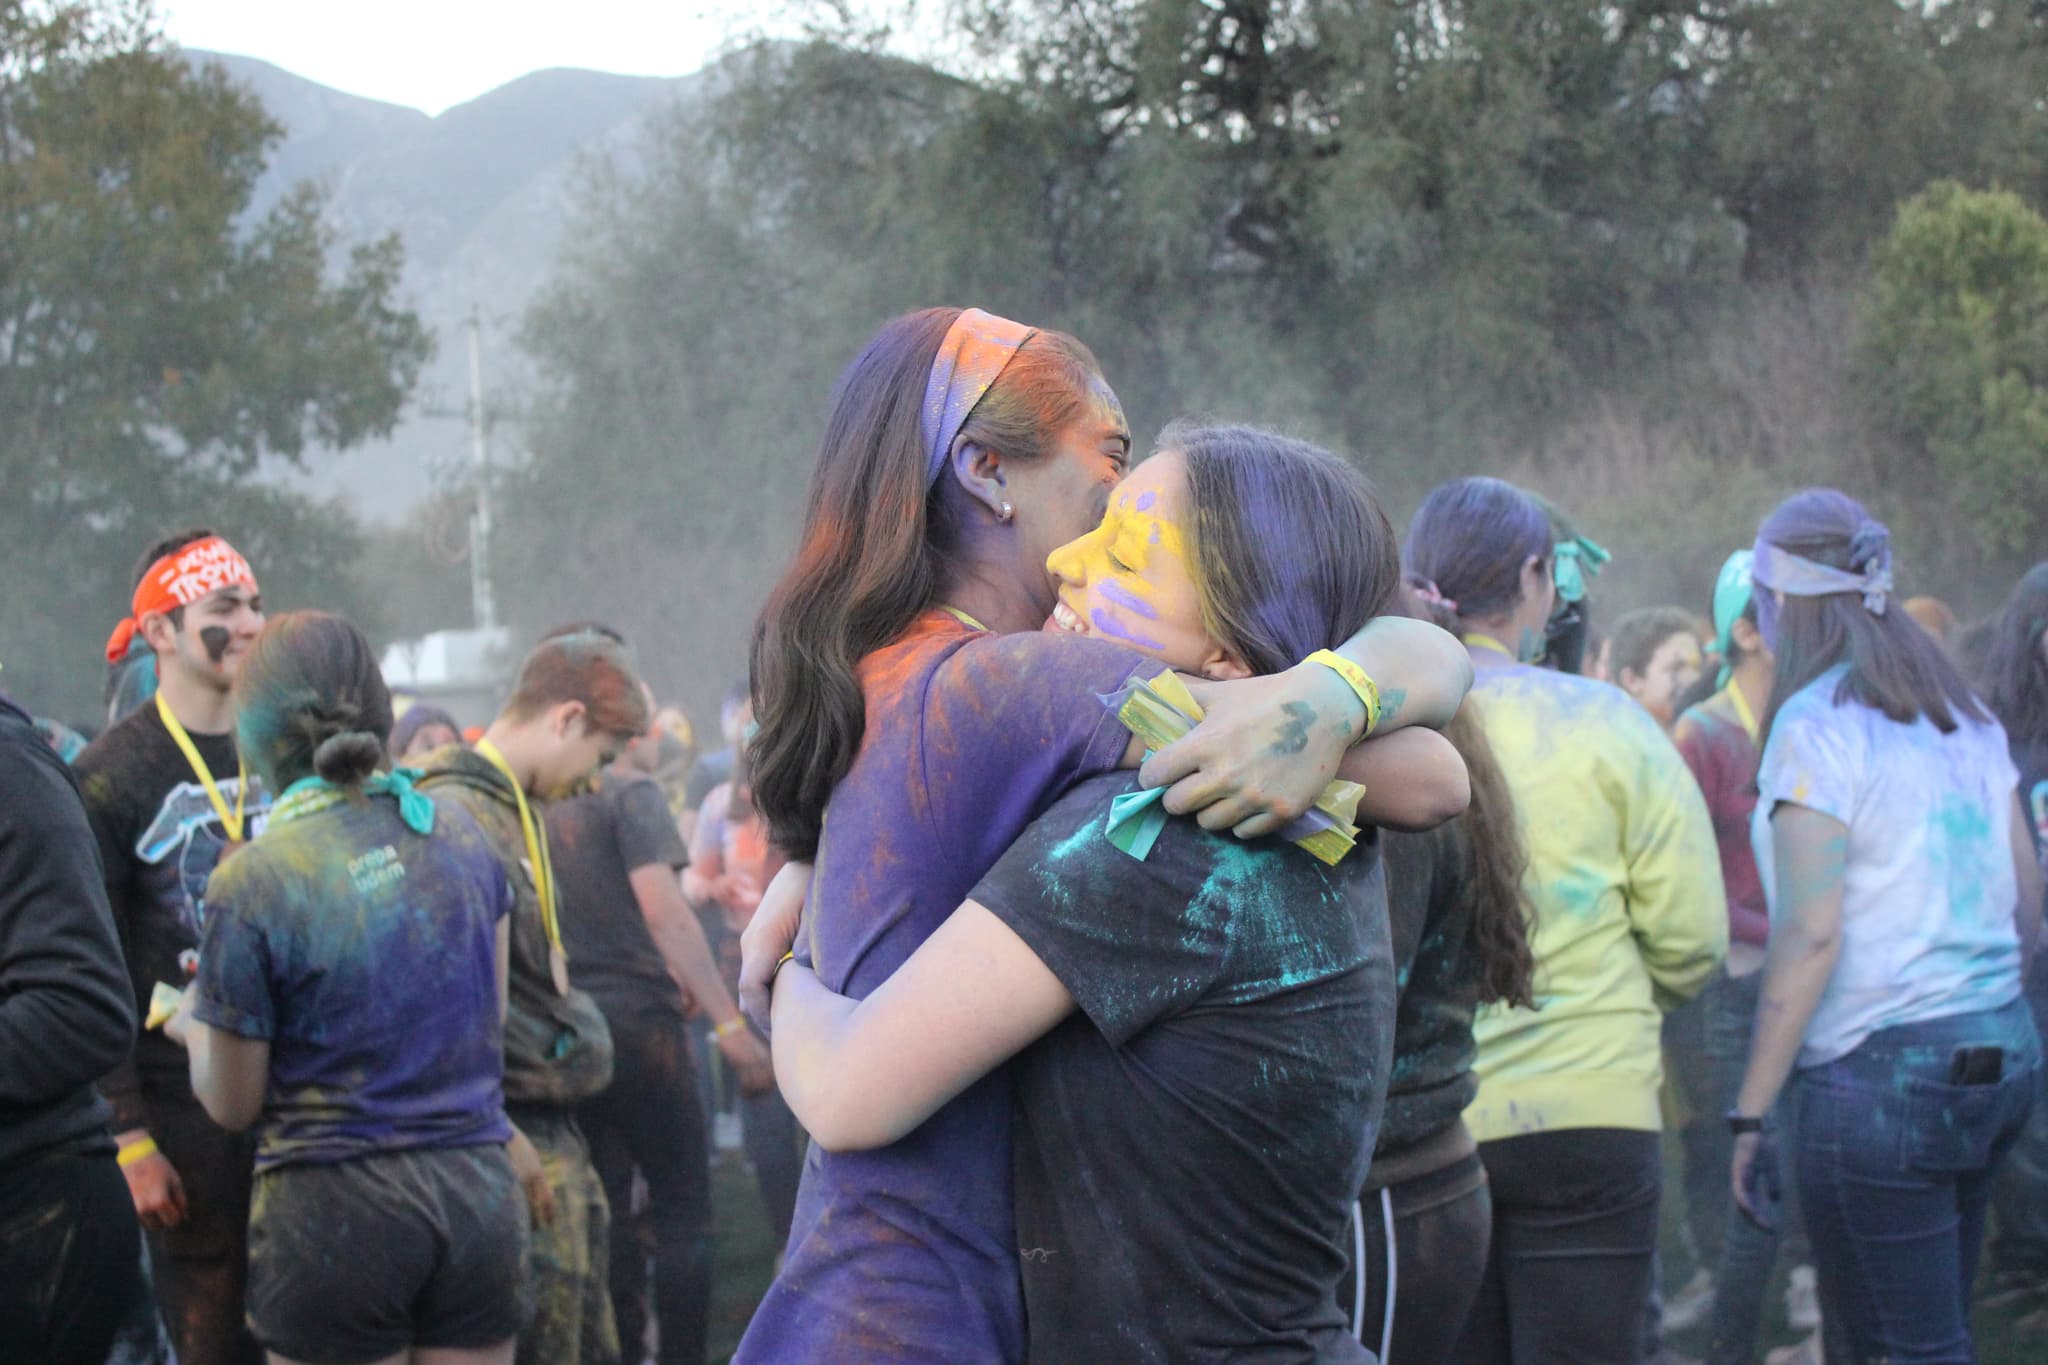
top-left (1337, 727), bottom-right (1470, 832)
top-left (1331, 616), bottom-right (1474, 734)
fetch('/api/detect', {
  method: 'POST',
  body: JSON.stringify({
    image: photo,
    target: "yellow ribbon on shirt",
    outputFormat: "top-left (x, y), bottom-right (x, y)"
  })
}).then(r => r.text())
top-left (156, 692), bottom-right (246, 843)
top-left (474, 738), bottom-right (564, 960)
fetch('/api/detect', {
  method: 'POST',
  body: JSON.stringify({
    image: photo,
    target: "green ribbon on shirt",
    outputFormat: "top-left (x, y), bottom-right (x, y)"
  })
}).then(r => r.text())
top-left (1105, 784), bottom-right (1172, 861)
top-left (271, 767), bottom-right (436, 835)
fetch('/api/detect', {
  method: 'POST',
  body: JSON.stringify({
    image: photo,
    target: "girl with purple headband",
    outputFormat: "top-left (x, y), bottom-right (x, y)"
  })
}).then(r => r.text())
top-left (734, 309), bottom-right (1474, 1361)
top-left (1727, 488), bottom-right (2043, 1363)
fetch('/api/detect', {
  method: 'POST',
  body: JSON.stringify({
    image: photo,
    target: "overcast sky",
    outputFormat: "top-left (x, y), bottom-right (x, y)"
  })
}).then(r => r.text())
top-left (159, 1), bottom-right (760, 115)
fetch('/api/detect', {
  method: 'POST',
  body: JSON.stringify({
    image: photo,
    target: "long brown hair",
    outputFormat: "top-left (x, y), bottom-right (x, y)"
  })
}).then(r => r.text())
top-left (1402, 586), bottom-right (1537, 1008)
top-left (749, 307), bottom-right (1108, 860)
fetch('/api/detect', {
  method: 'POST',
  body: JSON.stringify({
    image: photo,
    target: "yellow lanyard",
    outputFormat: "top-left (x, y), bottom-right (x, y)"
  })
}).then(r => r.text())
top-left (1726, 682), bottom-right (1759, 744)
top-left (156, 691), bottom-right (246, 843)
top-left (473, 738), bottom-right (563, 956)
top-left (940, 605), bottom-right (988, 632)
top-left (1462, 632), bottom-right (1516, 661)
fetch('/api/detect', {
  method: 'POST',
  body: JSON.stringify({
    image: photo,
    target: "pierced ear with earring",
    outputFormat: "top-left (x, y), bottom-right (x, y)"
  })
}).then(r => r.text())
top-left (999, 501), bottom-right (1014, 522)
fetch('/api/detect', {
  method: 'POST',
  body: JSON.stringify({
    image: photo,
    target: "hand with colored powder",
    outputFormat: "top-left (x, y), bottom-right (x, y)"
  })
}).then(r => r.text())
top-left (1139, 666), bottom-right (1363, 838)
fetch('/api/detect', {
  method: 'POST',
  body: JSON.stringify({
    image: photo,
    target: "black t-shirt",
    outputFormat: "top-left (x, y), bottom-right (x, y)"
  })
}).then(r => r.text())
top-left (1374, 820), bottom-right (1483, 1165)
top-left (73, 700), bottom-right (270, 1128)
top-left (972, 772), bottom-right (1390, 1365)
top-left (546, 771), bottom-right (691, 1028)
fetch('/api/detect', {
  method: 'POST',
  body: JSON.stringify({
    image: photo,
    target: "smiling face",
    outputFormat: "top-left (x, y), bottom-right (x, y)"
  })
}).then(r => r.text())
top-left (1043, 449), bottom-right (1240, 677)
top-left (995, 377), bottom-right (1133, 619)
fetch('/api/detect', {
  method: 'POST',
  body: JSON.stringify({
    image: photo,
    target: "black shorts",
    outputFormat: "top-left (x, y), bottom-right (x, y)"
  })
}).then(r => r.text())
top-left (246, 1143), bottom-right (530, 1364)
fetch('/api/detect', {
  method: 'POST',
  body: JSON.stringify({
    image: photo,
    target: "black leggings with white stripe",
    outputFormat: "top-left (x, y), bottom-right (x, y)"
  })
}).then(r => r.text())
top-left (1339, 1151), bottom-right (1492, 1364)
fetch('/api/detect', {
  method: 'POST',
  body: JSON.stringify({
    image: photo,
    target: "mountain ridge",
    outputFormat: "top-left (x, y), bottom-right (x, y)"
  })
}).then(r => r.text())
top-left (182, 49), bottom-right (711, 522)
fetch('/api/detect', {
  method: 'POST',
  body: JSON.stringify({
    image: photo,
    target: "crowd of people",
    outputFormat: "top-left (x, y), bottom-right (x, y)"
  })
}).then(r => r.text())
top-left (2, 303), bottom-right (2044, 1365)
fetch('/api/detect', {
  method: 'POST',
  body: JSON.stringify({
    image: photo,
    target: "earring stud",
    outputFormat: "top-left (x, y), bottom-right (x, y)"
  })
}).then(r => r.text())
top-left (1000, 501), bottom-right (1014, 522)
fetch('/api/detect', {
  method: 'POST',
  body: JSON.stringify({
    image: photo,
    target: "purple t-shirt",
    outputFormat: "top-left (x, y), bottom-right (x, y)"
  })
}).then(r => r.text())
top-left (735, 611), bottom-right (1140, 1362)
top-left (193, 792), bottom-right (514, 1171)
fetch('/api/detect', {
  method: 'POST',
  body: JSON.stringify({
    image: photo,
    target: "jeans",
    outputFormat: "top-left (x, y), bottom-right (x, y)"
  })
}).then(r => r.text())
top-left (1702, 969), bottom-right (1786, 1364)
top-left (1794, 998), bottom-right (2041, 1364)
top-left (582, 1012), bottom-right (713, 1365)
top-left (1666, 981), bottom-right (1729, 1269)
top-left (1453, 1128), bottom-right (1663, 1365)
top-left (1988, 967), bottom-right (2048, 1281)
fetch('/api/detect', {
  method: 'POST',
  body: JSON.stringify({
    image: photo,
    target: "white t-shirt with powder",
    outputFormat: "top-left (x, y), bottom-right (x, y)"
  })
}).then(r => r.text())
top-left (1753, 666), bottom-right (2023, 1068)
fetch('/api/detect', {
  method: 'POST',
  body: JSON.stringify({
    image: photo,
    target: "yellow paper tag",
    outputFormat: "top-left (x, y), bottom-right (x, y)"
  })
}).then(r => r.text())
top-left (144, 981), bottom-right (185, 1030)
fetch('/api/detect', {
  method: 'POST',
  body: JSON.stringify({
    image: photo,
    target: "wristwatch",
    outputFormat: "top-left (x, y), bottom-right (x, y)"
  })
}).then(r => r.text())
top-left (1725, 1109), bottom-right (1768, 1135)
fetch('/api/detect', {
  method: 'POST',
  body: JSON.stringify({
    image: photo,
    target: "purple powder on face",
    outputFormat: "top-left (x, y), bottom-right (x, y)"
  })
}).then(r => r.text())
top-left (1096, 581), bottom-right (1160, 620)
top-left (1090, 607), bottom-right (1165, 651)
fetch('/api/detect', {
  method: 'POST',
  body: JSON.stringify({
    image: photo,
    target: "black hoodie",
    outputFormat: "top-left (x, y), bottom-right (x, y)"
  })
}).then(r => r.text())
top-left (0, 696), bottom-right (137, 1167)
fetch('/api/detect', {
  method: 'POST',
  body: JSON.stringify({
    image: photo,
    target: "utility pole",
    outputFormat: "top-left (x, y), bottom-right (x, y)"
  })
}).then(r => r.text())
top-left (466, 309), bottom-right (497, 631)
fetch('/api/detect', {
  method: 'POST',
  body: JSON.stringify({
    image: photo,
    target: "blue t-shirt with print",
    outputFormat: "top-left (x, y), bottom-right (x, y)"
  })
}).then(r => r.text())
top-left (1754, 666), bottom-right (2024, 1067)
top-left (193, 790), bottom-right (513, 1170)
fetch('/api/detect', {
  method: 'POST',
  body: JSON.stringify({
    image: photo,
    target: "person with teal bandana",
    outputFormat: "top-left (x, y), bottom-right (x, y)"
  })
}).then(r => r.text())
top-left (169, 611), bottom-right (528, 1365)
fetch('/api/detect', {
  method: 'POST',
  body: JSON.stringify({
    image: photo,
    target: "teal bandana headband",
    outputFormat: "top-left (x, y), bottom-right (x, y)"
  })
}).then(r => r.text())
top-left (1712, 549), bottom-right (1756, 689)
top-left (1552, 533), bottom-right (1612, 605)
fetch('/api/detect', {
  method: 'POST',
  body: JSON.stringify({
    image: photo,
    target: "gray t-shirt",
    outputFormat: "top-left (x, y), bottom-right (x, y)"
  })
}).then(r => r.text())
top-left (547, 772), bottom-right (691, 1027)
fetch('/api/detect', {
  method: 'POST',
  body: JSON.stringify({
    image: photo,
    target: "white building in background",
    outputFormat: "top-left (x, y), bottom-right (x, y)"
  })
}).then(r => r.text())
top-left (380, 626), bottom-right (513, 728)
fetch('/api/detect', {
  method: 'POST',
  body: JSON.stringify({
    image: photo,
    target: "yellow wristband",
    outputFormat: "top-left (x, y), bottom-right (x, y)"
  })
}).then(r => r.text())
top-left (1304, 649), bottom-right (1382, 737)
top-left (117, 1136), bottom-right (159, 1168)
top-left (713, 1017), bottom-right (749, 1041)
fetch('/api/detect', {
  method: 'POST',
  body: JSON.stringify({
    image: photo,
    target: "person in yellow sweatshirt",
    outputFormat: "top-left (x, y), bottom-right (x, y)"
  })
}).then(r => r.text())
top-left (1405, 477), bottom-right (1727, 1365)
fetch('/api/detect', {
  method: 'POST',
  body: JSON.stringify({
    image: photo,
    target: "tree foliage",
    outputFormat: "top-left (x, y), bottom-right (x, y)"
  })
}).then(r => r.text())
top-left (499, 0), bottom-right (2048, 714)
top-left (1863, 181), bottom-right (2048, 566)
top-left (0, 1), bottom-right (431, 721)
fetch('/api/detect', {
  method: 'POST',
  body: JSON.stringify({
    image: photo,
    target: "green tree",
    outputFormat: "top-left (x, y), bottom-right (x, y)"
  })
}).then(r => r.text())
top-left (1862, 180), bottom-right (2048, 569)
top-left (0, 0), bottom-right (429, 721)
top-left (501, 0), bottom-right (2048, 714)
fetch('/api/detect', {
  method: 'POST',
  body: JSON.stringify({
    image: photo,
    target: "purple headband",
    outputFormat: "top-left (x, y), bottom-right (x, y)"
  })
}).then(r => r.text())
top-left (1751, 523), bottom-right (1894, 646)
top-left (920, 308), bottom-right (1038, 488)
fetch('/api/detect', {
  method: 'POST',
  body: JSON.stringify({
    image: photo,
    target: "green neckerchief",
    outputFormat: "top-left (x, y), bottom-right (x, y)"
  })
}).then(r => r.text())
top-left (270, 768), bottom-right (435, 835)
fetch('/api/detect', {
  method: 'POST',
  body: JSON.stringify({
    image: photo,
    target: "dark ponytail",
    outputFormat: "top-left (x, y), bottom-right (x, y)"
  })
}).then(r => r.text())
top-left (235, 612), bottom-right (394, 793)
top-left (313, 732), bottom-right (385, 785)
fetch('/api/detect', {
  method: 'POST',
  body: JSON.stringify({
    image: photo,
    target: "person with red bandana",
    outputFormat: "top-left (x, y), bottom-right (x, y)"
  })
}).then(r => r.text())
top-left (74, 528), bottom-right (270, 1365)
